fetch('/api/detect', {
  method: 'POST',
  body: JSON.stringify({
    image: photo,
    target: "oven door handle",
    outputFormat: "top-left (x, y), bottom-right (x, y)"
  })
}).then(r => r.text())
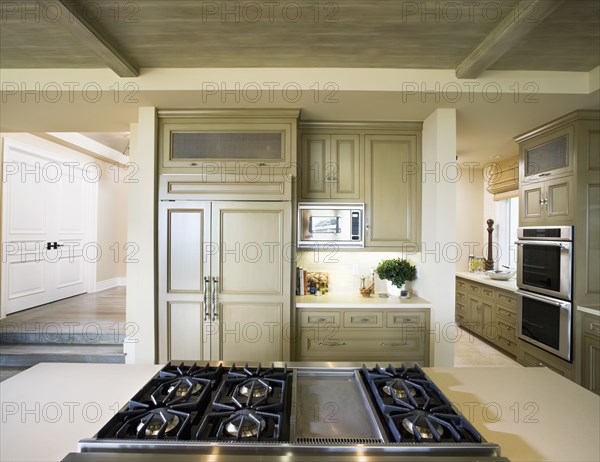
top-left (516, 290), bottom-right (570, 309)
top-left (515, 241), bottom-right (571, 250)
top-left (515, 240), bottom-right (570, 250)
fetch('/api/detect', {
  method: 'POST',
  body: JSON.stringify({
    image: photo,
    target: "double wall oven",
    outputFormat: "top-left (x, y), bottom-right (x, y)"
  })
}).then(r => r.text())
top-left (516, 226), bottom-right (573, 361)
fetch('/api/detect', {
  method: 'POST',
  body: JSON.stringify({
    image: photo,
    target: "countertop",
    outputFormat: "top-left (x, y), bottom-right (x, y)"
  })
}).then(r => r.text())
top-left (456, 271), bottom-right (518, 292)
top-left (578, 304), bottom-right (600, 317)
top-left (1, 363), bottom-right (599, 462)
top-left (296, 292), bottom-right (431, 308)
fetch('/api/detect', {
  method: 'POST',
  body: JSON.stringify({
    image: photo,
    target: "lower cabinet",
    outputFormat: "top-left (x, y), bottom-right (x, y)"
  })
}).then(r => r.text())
top-left (296, 308), bottom-right (430, 365)
top-left (455, 277), bottom-right (517, 357)
top-left (517, 339), bottom-right (575, 380)
top-left (580, 313), bottom-right (600, 395)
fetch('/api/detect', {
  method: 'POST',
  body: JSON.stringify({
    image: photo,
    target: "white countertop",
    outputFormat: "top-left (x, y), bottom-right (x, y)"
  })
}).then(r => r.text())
top-left (456, 271), bottom-right (518, 292)
top-left (0, 363), bottom-right (163, 462)
top-left (425, 367), bottom-right (600, 462)
top-left (1, 363), bottom-right (599, 462)
top-left (296, 292), bottom-right (431, 308)
top-left (578, 305), bottom-right (600, 317)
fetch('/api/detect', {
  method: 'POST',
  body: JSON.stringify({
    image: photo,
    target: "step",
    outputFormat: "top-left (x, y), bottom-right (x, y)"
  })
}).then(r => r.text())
top-left (0, 366), bottom-right (29, 383)
top-left (0, 344), bottom-right (125, 367)
top-left (0, 321), bottom-right (126, 345)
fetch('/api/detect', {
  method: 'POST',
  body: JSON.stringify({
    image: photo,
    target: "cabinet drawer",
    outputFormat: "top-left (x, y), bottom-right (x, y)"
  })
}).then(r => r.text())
top-left (456, 290), bottom-right (467, 303)
top-left (518, 342), bottom-right (574, 379)
top-left (497, 291), bottom-right (516, 306)
top-left (481, 286), bottom-right (495, 299)
top-left (520, 350), bottom-right (568, 377)
top-left (496, 318), bottom-right (516, 339)
top-left (496, 333), bottom-right (517, 354)
top-left (301, 335), bottom-right (425, 359)
top-left (456, 279), bottom-right (467, 290)
top-left (386, 311), bottom-right (425, 327)
top-left (344, 311), bottom-right (383, 328)
top-left (582, 313), bottom-right (600, 337)
top-left (455, 302), bottom-right (467, 316)
top-left (456, 312), bottom-right (466, 325)
top-left (300, 311), bottom-right (340, 327)
top-left (496, 304), bottom-right (516, 322)
top-left (468, 283), bottom-right (480, 294)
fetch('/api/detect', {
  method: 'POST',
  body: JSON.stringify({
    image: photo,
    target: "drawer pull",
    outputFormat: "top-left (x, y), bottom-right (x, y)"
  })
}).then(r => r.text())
top-left (309, 317), bottom-right (331, 323)
top-left (318, 341), bottom-right (346, 347)
top-left (381, 342), bottom-right (407, 347)
top-left (358, 318), bottom-right (371, 323)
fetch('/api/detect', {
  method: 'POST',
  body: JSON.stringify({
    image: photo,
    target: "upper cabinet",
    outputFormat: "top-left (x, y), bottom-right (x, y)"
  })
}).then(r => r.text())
top-left (520, 126), bottom-right (574, 183)
top-left (158, 109), bottom-right (299, 172)
top-left (365, 134), bottom-right (421, 248)
top-left (300, 133), bottom-right (361, 200)
top-left (298, 122), bottom-right (422, 249)
top-left (516, 111), bottom-right (599, 227)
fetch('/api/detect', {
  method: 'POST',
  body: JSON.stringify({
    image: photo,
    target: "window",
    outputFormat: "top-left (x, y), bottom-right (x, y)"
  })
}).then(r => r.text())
top-left (496, 196), bottom-right (519, 269)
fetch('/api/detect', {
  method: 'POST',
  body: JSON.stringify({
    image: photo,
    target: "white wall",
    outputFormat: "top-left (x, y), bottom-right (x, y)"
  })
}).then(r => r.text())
top-left (417, 108), bottom-right (457, 367)
top-left (455, 167), bottom-right (484, 271)
top-left (96, 165), bottom-right (128, 284)
top-left (124, 110), bottom-right (157, 364)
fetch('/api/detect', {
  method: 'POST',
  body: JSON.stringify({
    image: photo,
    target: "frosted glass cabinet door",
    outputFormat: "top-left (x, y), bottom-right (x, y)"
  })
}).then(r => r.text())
top-left (521, 126), bottom-right (574, 182)
top-left (160, 122), bottom-right (293, 169)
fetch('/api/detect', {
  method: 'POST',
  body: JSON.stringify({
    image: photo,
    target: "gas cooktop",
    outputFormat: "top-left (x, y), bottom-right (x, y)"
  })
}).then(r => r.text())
top-left (69, 362), bottom-right (508, 461)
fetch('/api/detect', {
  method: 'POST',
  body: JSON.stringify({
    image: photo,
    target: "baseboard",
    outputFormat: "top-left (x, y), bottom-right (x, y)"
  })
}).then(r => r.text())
top-left (93, 277), bottom-right (127, 293)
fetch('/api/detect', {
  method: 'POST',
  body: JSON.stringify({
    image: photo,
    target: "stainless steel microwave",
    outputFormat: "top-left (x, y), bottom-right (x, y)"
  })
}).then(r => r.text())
top-left (297, 203), bottom-right (364, 248)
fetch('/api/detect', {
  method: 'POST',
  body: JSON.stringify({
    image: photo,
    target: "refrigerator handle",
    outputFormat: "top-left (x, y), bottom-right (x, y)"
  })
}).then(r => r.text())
top-left (203, 276), bottom-right (210, 322)
top-left (211, 277), bottom-right (219, 321)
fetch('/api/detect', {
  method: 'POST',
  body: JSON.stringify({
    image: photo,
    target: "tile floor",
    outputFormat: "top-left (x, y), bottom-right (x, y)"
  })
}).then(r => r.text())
top-left (453, 327), bottom-right (521, 367)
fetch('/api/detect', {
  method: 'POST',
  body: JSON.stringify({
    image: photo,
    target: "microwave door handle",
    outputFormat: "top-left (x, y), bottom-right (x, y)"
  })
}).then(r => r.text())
top-left (308, 216), bottom-right (313, 234)
top-left (336, 216), bottom-right (341, 233)
top-left (516, 290), bottom-right (570, 308)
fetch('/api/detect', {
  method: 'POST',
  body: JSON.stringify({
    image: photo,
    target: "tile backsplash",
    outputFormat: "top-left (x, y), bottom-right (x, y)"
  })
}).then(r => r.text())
top-left (297, 249), bottom-right (419, 294)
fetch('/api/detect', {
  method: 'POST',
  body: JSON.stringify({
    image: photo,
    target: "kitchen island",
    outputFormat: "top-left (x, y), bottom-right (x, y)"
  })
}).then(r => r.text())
top-left (1, 363), bottom-right (598, 462)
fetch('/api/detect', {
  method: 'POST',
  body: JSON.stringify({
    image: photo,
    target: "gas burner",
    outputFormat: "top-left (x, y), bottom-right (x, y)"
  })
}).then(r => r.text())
top-left (401, 410), bottom-right (444, 440)
top-left (223, 409), bottom-right (267, 438)
top-left (167, 379), bottom-right (204, 397)
top-left (228, 363), bottom-right (289, 381)
top-left (159, 362), bottom-right (224, 385)
top-left (238, 378), bottom-right (273, 398)
top-left (382, 379), bottom-right (417, 399)
top-left (136, 409), bottom-right (181, 437)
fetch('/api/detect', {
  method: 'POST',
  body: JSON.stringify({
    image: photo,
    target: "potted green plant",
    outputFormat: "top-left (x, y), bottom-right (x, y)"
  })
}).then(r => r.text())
top-left (374, 258), bottom-right (417, 298)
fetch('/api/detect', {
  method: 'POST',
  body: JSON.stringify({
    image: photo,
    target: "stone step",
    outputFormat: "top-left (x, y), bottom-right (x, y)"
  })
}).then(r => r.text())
top-left (0, 321), bottom-right (126, 345)
top-left (0, 366), bottom-right (29, 382)
top-left (0, 343), bottom-right (125, 367)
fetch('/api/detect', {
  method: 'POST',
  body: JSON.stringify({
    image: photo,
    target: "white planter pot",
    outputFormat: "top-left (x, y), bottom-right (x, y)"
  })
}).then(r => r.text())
top-left (386, 280), bottom-right (410, 298)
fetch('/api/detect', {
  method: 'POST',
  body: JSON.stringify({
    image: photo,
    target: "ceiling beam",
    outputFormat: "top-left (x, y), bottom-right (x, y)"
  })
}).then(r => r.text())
top-left (456, 0), bottom-right (564, 79)
top-left (54, 0), bottom-right (138, 77)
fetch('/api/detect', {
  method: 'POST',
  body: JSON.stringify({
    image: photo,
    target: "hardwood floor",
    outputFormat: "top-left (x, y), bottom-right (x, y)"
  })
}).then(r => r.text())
top-left (0, 286), bottom-right (125, 325)
top-left (454, 327), bottom-right (521, 367)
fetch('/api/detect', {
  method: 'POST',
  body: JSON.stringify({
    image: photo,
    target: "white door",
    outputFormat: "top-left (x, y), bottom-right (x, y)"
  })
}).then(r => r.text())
top-left (2, 140), bottom-right (90, 314)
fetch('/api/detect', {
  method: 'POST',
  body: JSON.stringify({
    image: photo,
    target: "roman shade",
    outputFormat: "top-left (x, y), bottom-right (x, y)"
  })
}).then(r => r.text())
top-left (486, 156), bottom-right (519, 200)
